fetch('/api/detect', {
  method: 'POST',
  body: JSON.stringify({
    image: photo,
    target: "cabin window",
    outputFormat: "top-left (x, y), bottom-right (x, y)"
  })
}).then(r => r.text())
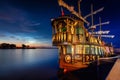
top-left (67, 45), bottom-right (72, 54)
top-left (99, 48), bottom-right (103, 56)
top-left (97, 47), bottom-right (100, 55)
top-left (98, 47), bottom-right (102, 55)
top-left (57, 22), bottom-right (66, 33)
top-left (95, 46), bottom-right (98, 55)
top-left (85, 46), bottom-right (89, 54)
top-left (76, 27), bottom-right (83, 34)
top-left (91, 47), bottom-right (94, 54)
top-left (100, 49), bottom-right (104, 56)
top-left (80, 35), bottom-right (84, 42)
top-left (61, 27), bottom-right (67, 32)
top-left (76, 45), bottom-right (83, 54)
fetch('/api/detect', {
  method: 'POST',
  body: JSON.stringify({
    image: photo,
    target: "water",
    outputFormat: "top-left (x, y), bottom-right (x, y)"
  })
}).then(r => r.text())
top-left (0, 49), bottom-right (115, 80)
top-left (0, 49), bottom-right (59, 80)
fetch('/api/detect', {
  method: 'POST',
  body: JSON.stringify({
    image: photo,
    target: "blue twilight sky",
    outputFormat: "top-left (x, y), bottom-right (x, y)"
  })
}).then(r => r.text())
top-left (0, 0), bottom-right (120, 47)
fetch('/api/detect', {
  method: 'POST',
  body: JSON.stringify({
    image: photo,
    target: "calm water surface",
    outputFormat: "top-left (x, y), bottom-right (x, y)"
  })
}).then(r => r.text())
top-left (0, 49), bottom-right (59, 80)
top-left (0, 49), bottom-right (115, 80)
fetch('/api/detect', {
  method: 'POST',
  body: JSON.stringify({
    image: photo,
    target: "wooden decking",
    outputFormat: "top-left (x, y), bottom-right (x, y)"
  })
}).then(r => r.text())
top-left (106, 59), bottom-right (120, 80)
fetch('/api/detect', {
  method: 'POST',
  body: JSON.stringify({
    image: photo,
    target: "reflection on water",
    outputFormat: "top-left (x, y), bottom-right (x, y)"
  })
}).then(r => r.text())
top-left (0, 49), bottom-right (115, 80)
top-left (0, 49), bottom-right (59, 80)
top-left (57, 59), bottom-right (115, 80)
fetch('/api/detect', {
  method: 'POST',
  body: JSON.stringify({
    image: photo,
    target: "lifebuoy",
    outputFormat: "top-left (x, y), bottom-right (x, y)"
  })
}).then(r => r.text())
top-left (64, 55), bottom-right (71, 63)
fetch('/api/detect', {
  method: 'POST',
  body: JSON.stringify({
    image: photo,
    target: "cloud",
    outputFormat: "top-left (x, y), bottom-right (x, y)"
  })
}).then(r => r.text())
top-left (28, 23), bottom-right (41, 27)
top-left (0, 13), bottom-right (13, 23)
top-left (0, 34), bottom-right (6, 37)
top-left (0, 6), bottom-right (26, 24)
top-left (0, 5), bottom-right (41, 34)
top-left (22, 29), bottom-right (37, 33)
top-left (10, 36), bottom-right (15, 38)
top-left (0, 3), bottom-right (52, 46)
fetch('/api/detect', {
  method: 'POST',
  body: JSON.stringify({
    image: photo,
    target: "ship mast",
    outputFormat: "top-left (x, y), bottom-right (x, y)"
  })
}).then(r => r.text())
top-left (91, 4), bottom-right (94, 27)
top-left (87, 4), bottom-right (112, 39)
top-left (84, 7), bottom-right (104, 19)
top-left (58, 0), bottom-right (89, 25)
top-left (78, 0), bottom-right (82, 16)
top-left (99, 17), bottom-right (102, 40)
top-left (93, 18), bottom-right (115, 39)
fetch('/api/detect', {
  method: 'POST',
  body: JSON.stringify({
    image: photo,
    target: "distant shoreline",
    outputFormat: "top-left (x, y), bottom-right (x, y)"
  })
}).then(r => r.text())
top-left (0, 47), bottom-right (58, 49)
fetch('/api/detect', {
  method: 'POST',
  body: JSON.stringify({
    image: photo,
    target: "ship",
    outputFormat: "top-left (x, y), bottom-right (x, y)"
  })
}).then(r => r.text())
top-left (51, 0), bottom-right (114, 71)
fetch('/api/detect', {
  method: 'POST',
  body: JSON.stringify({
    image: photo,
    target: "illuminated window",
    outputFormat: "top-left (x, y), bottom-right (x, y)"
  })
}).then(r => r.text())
top-left (85, 46), bottom-right (89, 54)
top-left (95, 46), bottom-right (98, 55)
top-left (61, 27), bottom-right (67, 32)
top-left (79, 35), bottom-right (83, 42)
top-left (97, 47), bottom-right (100, 55)
top-left (100, 49), bottom-right (104, 55)
top-left (76, 45), bottom-right (83, 54)
top-left (76, 26), bottom-right (84, 35)
top-left (91, 47), bottom-right (95, 54)
top-left (67, 45), bottom-right (72, 54)
top-left (98, 47), bottom-right (102, 55)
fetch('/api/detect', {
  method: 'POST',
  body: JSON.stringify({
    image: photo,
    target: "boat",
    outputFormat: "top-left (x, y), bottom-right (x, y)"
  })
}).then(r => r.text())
top-left (51, 0), bottom-right (114, 71)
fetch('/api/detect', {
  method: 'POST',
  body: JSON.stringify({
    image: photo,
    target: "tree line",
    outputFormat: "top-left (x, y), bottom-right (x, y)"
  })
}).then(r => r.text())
top-left (0, 43), bottom-right (29, 49)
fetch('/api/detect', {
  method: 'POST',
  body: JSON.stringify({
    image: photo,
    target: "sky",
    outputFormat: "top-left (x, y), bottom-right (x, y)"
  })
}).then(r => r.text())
top-left (0, 0), bottom-right (120, 47)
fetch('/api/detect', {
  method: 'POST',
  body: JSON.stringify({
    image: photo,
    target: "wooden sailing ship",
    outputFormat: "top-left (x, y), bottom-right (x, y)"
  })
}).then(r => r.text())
top-left (51, 0), bottom-right (114, 71)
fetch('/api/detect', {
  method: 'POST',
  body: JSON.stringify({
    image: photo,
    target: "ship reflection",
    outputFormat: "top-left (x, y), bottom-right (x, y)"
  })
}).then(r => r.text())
top-left (57, 59), bottom-right (116, 80)
top-left (57, 67), bottom-right (97, 80)
top-left (58, 70), bottom-right (79, 80)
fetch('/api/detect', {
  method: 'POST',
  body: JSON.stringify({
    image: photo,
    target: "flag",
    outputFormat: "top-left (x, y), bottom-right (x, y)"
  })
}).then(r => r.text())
top-left (61, 7), bottom-right (64, 16)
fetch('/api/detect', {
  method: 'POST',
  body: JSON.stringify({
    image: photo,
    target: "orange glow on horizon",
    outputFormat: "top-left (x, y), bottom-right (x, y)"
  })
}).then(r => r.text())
top-left (0, 42), bottom-right (52, 47)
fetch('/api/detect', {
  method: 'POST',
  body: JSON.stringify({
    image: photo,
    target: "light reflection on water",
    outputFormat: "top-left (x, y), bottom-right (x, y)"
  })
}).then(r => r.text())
top-left (0, 49), bottom-right (59, 79)
top-left (0, 49), bottom-right (115, 80)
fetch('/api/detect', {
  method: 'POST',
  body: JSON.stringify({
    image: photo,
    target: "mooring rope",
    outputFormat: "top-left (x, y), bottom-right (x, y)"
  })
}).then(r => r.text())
top-left (99, 55), bottom-right (120, 60)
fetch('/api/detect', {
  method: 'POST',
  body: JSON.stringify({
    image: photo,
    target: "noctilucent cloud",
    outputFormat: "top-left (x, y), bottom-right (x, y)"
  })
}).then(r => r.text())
top-left (0, 0), bottom-right (120, 47)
